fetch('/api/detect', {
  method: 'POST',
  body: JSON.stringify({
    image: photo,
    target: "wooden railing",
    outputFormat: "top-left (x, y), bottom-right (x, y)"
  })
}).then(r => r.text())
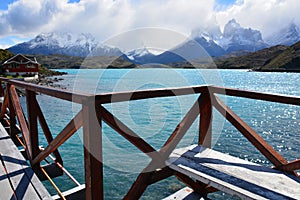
top-left (0, 77), bottom-right (299, 199)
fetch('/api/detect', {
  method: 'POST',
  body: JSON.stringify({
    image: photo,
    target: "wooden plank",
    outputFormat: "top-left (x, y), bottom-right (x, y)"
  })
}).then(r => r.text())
top-left (162, 187), bottom-right (204, 200)
top-left (0, 123), bottom-right (51, 199)
top-left (212, 95), bottom-right (288, 168)
top-left (175, 171), bottom-right (218, 196)
top-left (52, 184), bottom-right (85, 200)
top-left (166, 145), bottom-right (300, 200)
top-left (0, 154), bottom-right (16, 200)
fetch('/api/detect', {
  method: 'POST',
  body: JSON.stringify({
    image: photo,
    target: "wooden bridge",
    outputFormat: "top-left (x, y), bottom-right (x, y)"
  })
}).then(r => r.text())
top-left (0, 77), bottom-right (299, 199)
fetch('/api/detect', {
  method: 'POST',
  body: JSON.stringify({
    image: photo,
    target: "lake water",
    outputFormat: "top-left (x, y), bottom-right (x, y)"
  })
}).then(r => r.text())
top-left (23, 69), bottom-right (300, 199)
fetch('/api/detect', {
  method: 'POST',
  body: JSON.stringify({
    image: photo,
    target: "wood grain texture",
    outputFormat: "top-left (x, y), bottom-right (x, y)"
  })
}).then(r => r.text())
top-left (166, 145), bottom-right (300, 200)
top-left (0, 123), bottom-right (51, 199)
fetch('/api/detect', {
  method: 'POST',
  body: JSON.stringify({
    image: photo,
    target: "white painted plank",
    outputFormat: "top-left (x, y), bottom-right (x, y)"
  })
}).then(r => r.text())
top-left (52, 184), bottom-right (85, 200)
top-left (0, 155), bottom-right (16, 200)
top-left (0, 124), bottom-right (52, 200)
top-left (163, 187), bottom-right (204, 200)
top-left (166, 145), bottom-right (300, 200)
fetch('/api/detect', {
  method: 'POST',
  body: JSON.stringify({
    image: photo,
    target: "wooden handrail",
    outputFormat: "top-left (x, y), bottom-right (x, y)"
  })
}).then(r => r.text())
top-left (211, 86), bottom-right (300, 106)
top-left (1, 77), bottom-right (299, 106)
top-left (0, 76), bottom-right (299, 200)
top-left (0, 78), bottom-right (90, 104)
top-left (95, 85), bottom-right (210, 104)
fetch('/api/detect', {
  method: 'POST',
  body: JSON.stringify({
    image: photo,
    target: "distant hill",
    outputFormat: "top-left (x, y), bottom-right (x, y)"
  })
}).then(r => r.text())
top-left (215, 40), bottom-right (300, 72)
top-left (255, 41), bottom-right (300, 72)
top-left (33, 54), bottom-right (136, 69)
top-left (0, 49), bottom-right (14, 63)
top-left (215, 45), bottom-right (289, 69)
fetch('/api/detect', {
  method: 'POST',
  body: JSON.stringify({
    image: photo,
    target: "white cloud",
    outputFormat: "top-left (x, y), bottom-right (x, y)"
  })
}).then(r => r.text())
top-left (0, 0), bottom-right (299, 44)
top-left (0, 0), bottom-right (216, 41)
top-left (216, 0), bottom-right (300, 39)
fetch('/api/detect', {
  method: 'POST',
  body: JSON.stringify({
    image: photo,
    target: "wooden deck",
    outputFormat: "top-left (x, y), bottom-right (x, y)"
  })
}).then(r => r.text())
top-left (166, 145), bottom-right (300, 200)
top-left (0, 123), bottom-right (52, 200)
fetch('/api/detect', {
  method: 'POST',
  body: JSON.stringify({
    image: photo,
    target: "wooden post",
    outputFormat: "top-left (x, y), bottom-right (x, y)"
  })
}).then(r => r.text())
top-left (8, 84), bottom-right (17, 137)
top-left (0, 80), bottom-right (4, 109)
top-left (199, 92), bottom-right (212, 148)
top-left (83, 97), bottom-right (103, 200)
top-left (26, 90), bottom-right (40, 163)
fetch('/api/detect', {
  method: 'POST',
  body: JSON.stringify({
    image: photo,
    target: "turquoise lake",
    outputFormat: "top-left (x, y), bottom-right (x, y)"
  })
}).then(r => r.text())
top-left (20, 69), bottom-right (300, 199)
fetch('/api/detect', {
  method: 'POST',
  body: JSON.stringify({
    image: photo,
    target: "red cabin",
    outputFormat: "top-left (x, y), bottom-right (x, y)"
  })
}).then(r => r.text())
top-left (2, 54), bottom-right (39, 76)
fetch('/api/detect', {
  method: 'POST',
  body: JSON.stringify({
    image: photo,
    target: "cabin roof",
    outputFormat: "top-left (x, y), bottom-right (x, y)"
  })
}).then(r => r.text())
top-left (3, 54), bottom-right (39, 65)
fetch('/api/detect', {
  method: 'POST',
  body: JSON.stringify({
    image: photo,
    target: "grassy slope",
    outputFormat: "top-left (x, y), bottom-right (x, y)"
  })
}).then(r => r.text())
top-left (214, 45), bottom-right (289, 69)
top-left (34, 54), bottom-right (135, 69)
top-left (260, 41), bottom-right (300, 71)
top-left (0, 49), bottom-right (14, 62)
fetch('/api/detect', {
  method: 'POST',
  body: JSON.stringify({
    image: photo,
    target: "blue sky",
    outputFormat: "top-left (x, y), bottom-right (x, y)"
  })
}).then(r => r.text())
top-left (0, 0), bottom-right (299, 49)
top-left (216, 0), bottom-right (237, 6)
top-left (0, 0), bottom-right (14, 10)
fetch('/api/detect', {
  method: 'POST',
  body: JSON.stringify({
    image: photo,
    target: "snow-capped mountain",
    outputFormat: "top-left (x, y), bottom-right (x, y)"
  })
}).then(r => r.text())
top-left (8, 32), bottom-right (121, 57)
top-left (173, 19), bottom-right (267, 58)
top-left (7, 19), bottom-right (300, 65)
top-left (123, 20), bottom-right (268, 64)
top-left (266, 22), bottom-right (300, 46)
top-left (126, 47), bottom-right (156, 64)
top-left (218, 19), bottom-right (268, 52)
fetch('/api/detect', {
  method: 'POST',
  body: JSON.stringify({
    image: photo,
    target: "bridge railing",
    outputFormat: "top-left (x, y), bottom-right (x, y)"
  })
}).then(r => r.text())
top-left (0, 77), bottom-right (299, 199)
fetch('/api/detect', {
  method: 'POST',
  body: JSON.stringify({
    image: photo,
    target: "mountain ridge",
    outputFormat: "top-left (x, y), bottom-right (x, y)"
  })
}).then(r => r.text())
top-left (8, 32), bottom-right (122, 57)
top-left (4, 19), bottom-right (300, 71)
top-left (2, 39), bottom-right (300, 71)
